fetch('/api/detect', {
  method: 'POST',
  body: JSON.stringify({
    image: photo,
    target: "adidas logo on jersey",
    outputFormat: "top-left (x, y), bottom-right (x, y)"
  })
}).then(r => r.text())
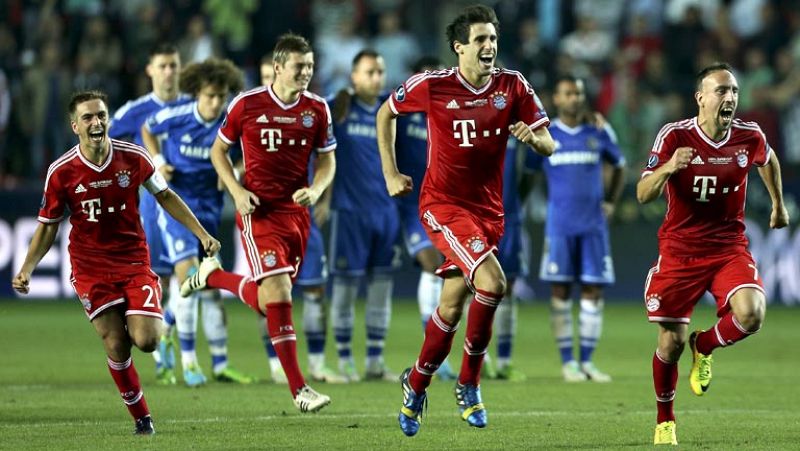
top-left (75, 184), bottom-right (87, 194)
top-left (181, 133), bottom-right (192, 143)
top-left (446, 99), bottom-right (460, 109)
top-left (691, 155), bottom-right (704, 165)
top-left (256, 114), bottom-right (269, 123)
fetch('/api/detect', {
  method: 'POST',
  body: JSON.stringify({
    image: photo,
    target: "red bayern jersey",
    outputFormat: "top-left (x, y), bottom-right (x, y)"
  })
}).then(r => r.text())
top-left (642, 117), bottom-right (771, 257)
top-left (218, 85), bottom-right (336, 213)
top-left (38, 139), bottom-right (168, 272)
top-left (389, 67), bottom-right (549, 218)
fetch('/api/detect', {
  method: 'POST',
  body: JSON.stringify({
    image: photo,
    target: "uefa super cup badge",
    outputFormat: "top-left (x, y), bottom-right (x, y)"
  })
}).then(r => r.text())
top-left (301, 110), bottom-right (315, 128)
top-left (490, 91), bottom-right (508, 110)
top-left (115, 170), bottom-right (131, 188)
top-left (262, 250), bottom-right (277, 268)
top-left (735, 149), bottom-right (748, 168)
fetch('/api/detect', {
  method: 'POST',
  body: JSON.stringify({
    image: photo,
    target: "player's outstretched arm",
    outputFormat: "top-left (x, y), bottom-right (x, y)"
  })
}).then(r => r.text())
top-left (636, 147), bottom-right (693, 204)
top-left (757, 150), bottom-right (790, 229)
top-left (12, 222), bottom-right (59, 294)
top-left (155, 189), bottom-right (221, 256)
top-left (510, 122), bottom-right (555, 156)
top-left (293, 151), bottom-right (336, 208)
top-left (141, 124), bottom-right (174, 182)
top-left (209, 136), bottom-right (259, 215)
top-left (376, 100), bottom-right (412, 197)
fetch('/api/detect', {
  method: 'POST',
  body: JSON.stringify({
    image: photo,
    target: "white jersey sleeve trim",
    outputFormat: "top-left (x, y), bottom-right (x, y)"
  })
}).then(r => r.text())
top-left (316, 143), bottom-right (336, 153)
top-left (388, 96), bottom-right (399, 115)
top-left (527, 116), bottom-right (550, 131)
top-left (218, 129), bottom-right (235, 145)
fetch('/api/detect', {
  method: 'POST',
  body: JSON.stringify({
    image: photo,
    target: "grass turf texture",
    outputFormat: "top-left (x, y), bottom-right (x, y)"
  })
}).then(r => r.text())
top-left (1, 299), bottom-right (798, 450)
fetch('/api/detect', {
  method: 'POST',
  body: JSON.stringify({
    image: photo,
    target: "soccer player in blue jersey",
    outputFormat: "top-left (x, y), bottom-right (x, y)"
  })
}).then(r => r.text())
top-left (108, 44), bottom-right (191, 385)
top-left (394, 56), bottom-right (457, 381)
top-left (326, 49), bottom-right (399, 382)
top-left (257, 55), bottom-right (346, 385)
top-left (528, 76), bottom-right (625, 382)
top-left (140, 58), bottom-right (255, 386)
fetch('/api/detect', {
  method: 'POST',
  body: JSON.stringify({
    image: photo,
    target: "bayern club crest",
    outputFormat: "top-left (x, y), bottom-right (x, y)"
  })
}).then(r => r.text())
top-left (490, 91), bottom-right (508, 110)
top-left (735, 149), bottom-right (748, 168)
top-left (646, 294), bottom-right (661, 312)
top-left (466, 236), bottom-right (486, 254)
top-left (262, 250), bottom-right (277, 268)
top-left (115, 170), bottom-right (131, 188)
top-left (301, 111), bottom-right (315, 128)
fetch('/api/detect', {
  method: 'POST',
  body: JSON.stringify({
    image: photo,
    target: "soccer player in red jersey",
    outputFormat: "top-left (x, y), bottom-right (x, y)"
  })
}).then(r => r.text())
top-left (376, 5), bottom-right (555, 436)
top-left (12, 90), bottom-right (220, 435)
top-left (179, 33), bottom-right (336, 413)
top-left (637, 63), bottom-right (789, 445)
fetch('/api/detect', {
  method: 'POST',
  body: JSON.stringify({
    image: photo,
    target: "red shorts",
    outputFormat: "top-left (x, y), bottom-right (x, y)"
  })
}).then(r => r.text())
top-left (421, 204), bottom-right (504, 281)
top-left (70, 268), bottom-right (162, 321)
top-left (643, 249), bottom-right (764, 323)
top-left (236, 209), bottom-right (309, 282)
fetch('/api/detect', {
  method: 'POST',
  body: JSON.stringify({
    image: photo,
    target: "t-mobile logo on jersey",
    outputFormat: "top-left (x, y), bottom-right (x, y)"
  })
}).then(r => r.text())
top-left (453, 119), bottom-right (477, 147)
top-left (693, 175), bottom-right (717, 202)
top-left (81, 198), bottom-right (102, 222)
top-left (260, 128), bottom-right (282, 152)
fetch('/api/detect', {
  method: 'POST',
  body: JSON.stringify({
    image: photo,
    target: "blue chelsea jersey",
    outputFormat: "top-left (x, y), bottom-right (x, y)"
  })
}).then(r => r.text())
top-left (396, 112), bottom-right (428, 200)
top-left (109, 92), bottom-right (192, 146)
top-left (527, 118), bottom-right (625, 235)
top-left (144, 101), bottom-right (222, 196)
top-left (330, 93), bottom-right (394, 211)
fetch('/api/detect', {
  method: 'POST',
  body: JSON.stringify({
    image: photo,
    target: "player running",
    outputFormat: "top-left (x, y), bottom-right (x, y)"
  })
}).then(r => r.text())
top-left (638, 62), bottom-right (789, 445)
top-left (377, 5), bottom-right (554, 436)
top-left (180, 33), bottom-right (336, 413)
top-left (13, 90), bottom-right (220, 434)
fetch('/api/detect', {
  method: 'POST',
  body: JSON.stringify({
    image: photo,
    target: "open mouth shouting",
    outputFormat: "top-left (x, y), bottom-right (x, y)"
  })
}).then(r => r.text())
top-left (719, 105), bottom-right (734, 126)
top-left (88, 128), bottom-right (105, 143)
top-left (478, 53), bottom-right (495, 71)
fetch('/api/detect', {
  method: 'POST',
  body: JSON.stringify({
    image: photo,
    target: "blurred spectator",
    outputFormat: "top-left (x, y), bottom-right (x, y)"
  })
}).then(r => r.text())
top-left (372, 10), bottom-right (421, 88)
top-left (620, 13), bottom-right (663, 78)
top-left (179, 15), bottom-right (221, 64)
top-left (315, 17), bottom-right (367, 95)
top-left (664, 0), bottom-right (721, 30)
top-left (0, 69), bottom-right (10, 181)
top-left (738, 47), bottom-right (773, 112)
top-left (729, 0), bottom-right (767, 40)
top-left (560, 17), bottom-right (614, 64)
top-left (204, 0), bottom-right (258, 59)
top-left (17, 41), bottom-right (72, 178)
top-left (513, 18), bottom-right (555, 89)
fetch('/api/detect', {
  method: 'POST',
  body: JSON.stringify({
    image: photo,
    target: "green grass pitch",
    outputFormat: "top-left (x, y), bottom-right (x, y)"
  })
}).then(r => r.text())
top-left (1, 299), bottom-right (798, 450)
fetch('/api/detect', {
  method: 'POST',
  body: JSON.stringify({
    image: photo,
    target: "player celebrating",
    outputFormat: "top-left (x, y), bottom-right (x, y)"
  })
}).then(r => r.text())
top-left (377, 5), bottom-right (554, 436)
top-left (327, 49), bottom-right (399, 382)
top-left (140, 58), bottom-right (254, 386)
top-left (257, 54), bottom-right (343, 384)
top-left (12, 90), bottom-right (220, 434)
top-left (109, 44), bottom-right (190, 385)
top-left (395, 56), bottom-right (456, 381)
top-left (638, 63), bottom-right (789, 445)
top-left (180, 33), bottom-right (335, 413)
top-left (529, 76), bottom-right (624, 383)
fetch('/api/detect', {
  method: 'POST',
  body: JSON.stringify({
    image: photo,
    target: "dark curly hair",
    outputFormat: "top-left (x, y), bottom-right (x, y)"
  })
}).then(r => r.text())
top-left (179, 58), bottom-right (245, 96)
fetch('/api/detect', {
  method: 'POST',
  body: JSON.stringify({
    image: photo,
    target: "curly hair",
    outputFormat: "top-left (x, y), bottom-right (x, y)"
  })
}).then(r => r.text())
top-left (179, 58), bottom-right (244, 96)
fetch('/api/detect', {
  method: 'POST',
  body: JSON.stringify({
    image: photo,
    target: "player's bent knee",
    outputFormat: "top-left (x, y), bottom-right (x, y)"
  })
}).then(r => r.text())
top-left (730, 289), bottom-right (766, 332)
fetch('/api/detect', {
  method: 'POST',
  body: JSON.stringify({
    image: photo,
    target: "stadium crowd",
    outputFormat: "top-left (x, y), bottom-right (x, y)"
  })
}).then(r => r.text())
top-left (0, 0), bottom-right (798, 204)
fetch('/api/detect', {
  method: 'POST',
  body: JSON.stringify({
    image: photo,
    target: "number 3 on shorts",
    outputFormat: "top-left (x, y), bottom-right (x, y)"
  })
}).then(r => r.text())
top-left (142, 284), bottom-right (160, 309)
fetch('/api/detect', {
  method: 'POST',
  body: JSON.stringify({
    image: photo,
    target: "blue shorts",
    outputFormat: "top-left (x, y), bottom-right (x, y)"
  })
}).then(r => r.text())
top-left (397, 197), bottom-right (433, 257)
top-left (329, 208), bottom-right (400, 276)
top-left (539, 228), bottom-right (615, 285)
top-left (140, 192), bottom-right (172, 275)
top-left (497, 217), bottom-right (527, 279)
top-left (159, 191), bottom-right (222, 266)
top-left (296, 220), bottom-right (327, 286)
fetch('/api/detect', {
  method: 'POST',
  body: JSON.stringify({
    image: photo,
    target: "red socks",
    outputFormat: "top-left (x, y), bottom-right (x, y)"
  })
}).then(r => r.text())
top-left (409, 308), bottom-right (458, 393)
top-left (266, 302), bottom-right (306, 395)
top-left (207, 270), bottom-right (261, 313)
top-left (695, 312), bottom-right (754, 355)
top-left (458, 289), bottom-right (501, 386)
top-left (652, 351), bottom-right (677, 423)
top-left (107, 357), bottom-right (149, 420)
